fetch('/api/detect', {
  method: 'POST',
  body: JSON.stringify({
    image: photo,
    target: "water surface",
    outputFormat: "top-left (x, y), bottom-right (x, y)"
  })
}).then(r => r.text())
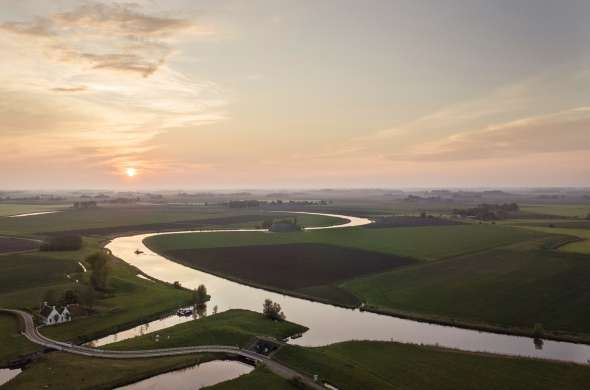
top-left (115, 360), bottom-right (252, 390)
top-left (105, 213), bottom-right (590, 364)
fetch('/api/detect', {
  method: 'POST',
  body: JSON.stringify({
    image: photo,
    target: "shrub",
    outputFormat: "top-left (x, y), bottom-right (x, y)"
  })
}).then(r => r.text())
top-left (41, 235), bottom-right (83, 251)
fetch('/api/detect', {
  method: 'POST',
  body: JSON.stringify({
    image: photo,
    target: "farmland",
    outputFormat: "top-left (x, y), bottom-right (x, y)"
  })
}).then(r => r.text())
top-left (0, 204), bottom-right (65, 217)
top-left (163, 244), bottom-right (414, 305)
top-left (274, 341), bottom-right (590, 390)
top-left (147, 223), bottom-right (541, 261)
top-left (0, 205), bottom-right (345, 237)
top-left (0, 237), bottom-right (39, 254)
top-left (342, 243), bottom-right (590, 337)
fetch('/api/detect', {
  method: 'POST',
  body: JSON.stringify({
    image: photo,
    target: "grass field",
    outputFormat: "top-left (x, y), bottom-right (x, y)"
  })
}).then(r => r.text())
top-left (205, 367), bottom-right (296, 390)
top-left (0, 237), bottom-right (39, 253)
top-left (521, 204), bottom-right (590, 218)
top-left (275, 341), bottom-right (590, 390)
top-left (106, 309), bottom-right (307, 351)
top-left (0, 204), bottom-right (65, 217)
top-left (0, 313), bottom-right (40, 366)
top-left (0, 254), bottom-right (83, 308)
top-left (342, 244), bottom-right (590, 336)
top-left (519, 226), bottom-right (590, 254)
top-left (2, 352), bottom-right (212, 390)
top-left (0, 206), bottom-right (345, 236)
top-left (147, 224), bottom-right (541, 261)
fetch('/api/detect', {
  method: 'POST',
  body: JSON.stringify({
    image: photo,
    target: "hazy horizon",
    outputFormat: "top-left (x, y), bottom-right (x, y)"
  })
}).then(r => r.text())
top-left (1, 0), bottom-right (589, 189)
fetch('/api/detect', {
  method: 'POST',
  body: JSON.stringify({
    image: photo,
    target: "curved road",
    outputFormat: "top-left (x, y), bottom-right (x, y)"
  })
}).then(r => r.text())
top-left (1, 309), bottom-right (324, 389)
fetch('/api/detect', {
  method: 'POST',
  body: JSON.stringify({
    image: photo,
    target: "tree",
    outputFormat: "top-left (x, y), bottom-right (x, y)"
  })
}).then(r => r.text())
top-left (262, 299), bottom-right (285, 321)
top-left (43, 288), bottom-right (60, 306)
top-left (194, 284), bottom-right (208, 306)
top-left (533, 323), bottom-right (545, 339)
top-left (63, 289), bottom-right (78, 305)
top-left (79, 286), bottom-right (96, 310)
top-left (87, 252), bottom-right (110, 291)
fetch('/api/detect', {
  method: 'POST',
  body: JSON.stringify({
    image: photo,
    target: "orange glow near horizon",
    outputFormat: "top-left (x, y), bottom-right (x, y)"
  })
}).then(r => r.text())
top-left (126, 168), bottom-right (137, 177)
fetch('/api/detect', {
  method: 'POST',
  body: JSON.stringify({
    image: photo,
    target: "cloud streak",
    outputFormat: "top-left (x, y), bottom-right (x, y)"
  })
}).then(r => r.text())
top-left (0, 2), bottom-right (200, 77)
top-left (389, 108), bottom-right (590, 161)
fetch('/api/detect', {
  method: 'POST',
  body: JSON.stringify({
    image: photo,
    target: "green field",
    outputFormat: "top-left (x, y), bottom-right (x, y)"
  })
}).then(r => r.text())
top-left (0, 254), bottom-right (81, 307)
top-left (520, 226), bottom-right (590, 254)
top-left (0, 206), bottom-right (344, 236)
top-left (521, 204), bottom-right (590, 218)
top-left (0, 204), bottom-right (65, 217)
top-left (275, 341), bottom-right (590, 390)
top-left (2, 352), bottom-right (210, 390)
top-left (147, 224), bottom-right (541, 261)
top-left (0, 313), bottom-right (40, 366)
top-left (205, 367), bottom-right (296, 390)
top-left (343, 243), bottom-right (590, 336)
top-left (106, 309), bottom-right (307, 351)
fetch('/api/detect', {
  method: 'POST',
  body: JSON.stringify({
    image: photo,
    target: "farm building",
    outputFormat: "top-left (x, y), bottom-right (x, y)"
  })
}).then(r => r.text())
top-left (39, 302), bottom-right (72, 325)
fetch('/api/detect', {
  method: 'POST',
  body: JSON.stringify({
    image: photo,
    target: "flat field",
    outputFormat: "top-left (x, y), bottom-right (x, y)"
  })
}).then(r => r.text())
top-left (0, 237), bottom-right (39, 253)
top-left (0, 204), bottom-right (64, 217)
top-left (0, 313), bottom-right (40, 366)
top-left (106, 309), bottom-right (307, 351)
top-left (520, 204), bottom-right (590, 218)
top-left (519, 226), bottom-right (590, 254)
top-left (205, 367), bottom-right (296, 390)
top-left (147, 224), bottom-right (541, 261)
top-left (342, 245), bottom-right (590, 335)
top-left (275, 341), bottom-right (590, 390)
top-left (0, 206), bottom-right (344, 236)
top-left (165, 243), bottom-right (414, 290)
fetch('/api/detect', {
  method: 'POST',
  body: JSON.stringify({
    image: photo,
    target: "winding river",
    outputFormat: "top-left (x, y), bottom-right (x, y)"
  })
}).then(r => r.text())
top-left (104, 212), bottom-right (590, 365)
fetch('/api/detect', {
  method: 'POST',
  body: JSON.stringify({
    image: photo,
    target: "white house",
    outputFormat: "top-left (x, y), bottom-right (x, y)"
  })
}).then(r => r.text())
top-left (39, 302), bottom-right (71, 325)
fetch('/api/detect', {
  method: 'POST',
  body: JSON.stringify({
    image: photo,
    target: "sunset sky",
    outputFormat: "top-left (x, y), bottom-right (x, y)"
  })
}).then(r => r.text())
top-left (1, 0), bottom-right (589, 189)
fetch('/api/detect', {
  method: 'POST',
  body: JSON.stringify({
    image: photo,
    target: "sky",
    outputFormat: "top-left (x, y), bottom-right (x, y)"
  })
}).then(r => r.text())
top-left (0, 0), bottom-right (589, 189)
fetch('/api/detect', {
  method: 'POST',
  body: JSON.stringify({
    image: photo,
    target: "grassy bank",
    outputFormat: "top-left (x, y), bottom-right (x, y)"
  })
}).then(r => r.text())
top-left (2, 352), bottom-right (217, 390)
top-left (0, 313), bottom-right (40, 367)
top-left (106, 309), bottom-right (308, 351)
top-left (205, 367), bottom-right (297, 390)
top-left (275, 341), bottom-right (590, 390)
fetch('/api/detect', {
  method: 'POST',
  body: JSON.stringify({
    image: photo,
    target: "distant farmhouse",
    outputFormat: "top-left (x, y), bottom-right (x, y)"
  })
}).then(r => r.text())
top-left (39, 302), bottom-right (72, 325)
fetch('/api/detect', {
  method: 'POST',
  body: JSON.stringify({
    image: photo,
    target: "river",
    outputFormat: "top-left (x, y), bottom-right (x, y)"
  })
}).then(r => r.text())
top-left (103, 212), bottom-right (590, 364)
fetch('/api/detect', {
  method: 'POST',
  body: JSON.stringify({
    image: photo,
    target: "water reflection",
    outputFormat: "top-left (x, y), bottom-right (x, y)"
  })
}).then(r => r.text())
top-left (0, 368), bottom-right (21, 386)
top-left (115, 360), bottom-right (253, 390)
top-left (103, 213), bottom-right (590, 364)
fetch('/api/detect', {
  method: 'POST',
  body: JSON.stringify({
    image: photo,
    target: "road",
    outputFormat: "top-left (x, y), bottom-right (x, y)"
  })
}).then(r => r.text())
top-left (2, 309), bottom-right (325, 389)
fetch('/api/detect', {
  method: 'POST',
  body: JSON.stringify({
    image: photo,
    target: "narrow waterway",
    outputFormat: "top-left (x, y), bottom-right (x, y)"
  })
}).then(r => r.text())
top-left (104, 212), bottom-right (590, 364)
top-left (8, 211), bottom-right (61, 218)
top-left (0, 368), bottom-right (21, 387)
top-left (115, 361), bottom-right (253, 390)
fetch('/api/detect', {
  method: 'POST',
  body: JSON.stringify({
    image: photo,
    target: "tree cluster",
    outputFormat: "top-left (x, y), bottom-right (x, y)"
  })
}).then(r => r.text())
top-left (40, 234), bottom-right (83, 251)
top-left (74, 201), bottom-right (98, 209)
top-left (87, 252), bottom-right (110, 291)
top-left (263, 299), bottom-right (286, 321)
top-left (193, 284), bottom-right (209, 306)
top-left (228, 200), bottom-right (261, 208)
top-left (453, 203), bottom-right (520, 220)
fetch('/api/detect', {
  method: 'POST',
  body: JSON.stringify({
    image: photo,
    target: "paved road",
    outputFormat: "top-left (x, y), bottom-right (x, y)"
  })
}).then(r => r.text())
top-left (2, 309), bottom-right (324, 389)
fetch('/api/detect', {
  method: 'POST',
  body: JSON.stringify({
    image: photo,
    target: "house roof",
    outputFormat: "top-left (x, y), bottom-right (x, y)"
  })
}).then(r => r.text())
top-left (39, 305), bottom-right (54, 318)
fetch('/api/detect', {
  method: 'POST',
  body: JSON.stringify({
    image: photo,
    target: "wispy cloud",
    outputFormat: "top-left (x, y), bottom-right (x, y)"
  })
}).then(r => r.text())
top-left (389, 107), bottom-right (590, 161)
top-left (0, 2), bottom-right (204, 77)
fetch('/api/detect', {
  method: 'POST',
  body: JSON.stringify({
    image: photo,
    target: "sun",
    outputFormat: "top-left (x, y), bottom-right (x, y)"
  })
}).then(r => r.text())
top-left (126, 167), bottom-right (137, 177)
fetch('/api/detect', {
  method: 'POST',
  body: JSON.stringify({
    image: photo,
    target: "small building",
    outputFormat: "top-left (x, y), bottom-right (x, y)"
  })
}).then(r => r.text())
top-left (39, 302), bottom-right (72, 326)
